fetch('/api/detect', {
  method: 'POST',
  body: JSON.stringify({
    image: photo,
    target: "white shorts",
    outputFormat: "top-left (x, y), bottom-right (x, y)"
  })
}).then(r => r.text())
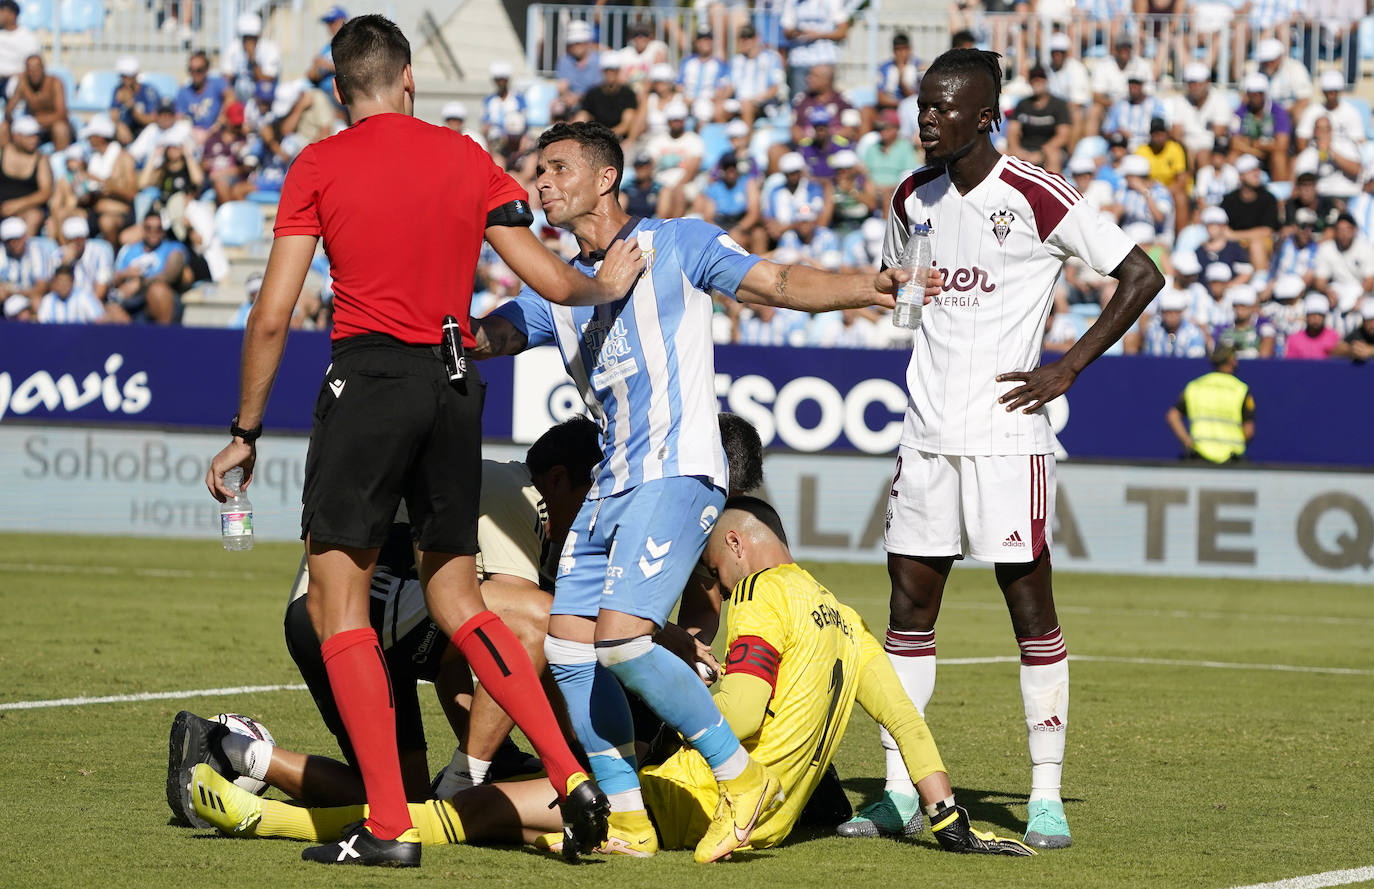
top-left (883, 446), bottom-right (1055, 564)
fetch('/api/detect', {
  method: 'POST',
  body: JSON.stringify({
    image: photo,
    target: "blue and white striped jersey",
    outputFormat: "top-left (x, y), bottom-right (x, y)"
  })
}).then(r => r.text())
top-left (72, 238), bottom-right (115, 296)
top-left (680, 55), bottom-right (727, 104)
top-left (0, 239), bottom-right (56, 290)
top-left (730, 50), bottom-right (785, 102)
top-left (494, 216), bottom-right (762, 498)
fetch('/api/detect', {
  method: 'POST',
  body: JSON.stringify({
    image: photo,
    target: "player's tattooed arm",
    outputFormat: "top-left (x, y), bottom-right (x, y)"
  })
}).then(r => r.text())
top-left (739, 259), bottom-right (905, 312)
top-left (469, 315), bottom-right (528, 359)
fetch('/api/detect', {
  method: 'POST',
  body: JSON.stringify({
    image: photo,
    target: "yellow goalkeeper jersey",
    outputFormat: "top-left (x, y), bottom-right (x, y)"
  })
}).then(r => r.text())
top-left (642, 562), bottom-right (943, 850)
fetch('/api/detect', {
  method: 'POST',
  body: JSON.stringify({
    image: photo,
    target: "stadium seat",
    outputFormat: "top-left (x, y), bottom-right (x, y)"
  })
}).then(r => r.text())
top-left (46, 65), bottom-right (75, 99)
top-left (845, 85), bottom-right (877, 109)
top-left (20, 0), bottom-right (53, 30)
top-left (1346, 96), bottom-right (1374, 140)
top-left (1173, 223), bottom-right (1206, 256)
top-left (246, 189), bottom-right (281, 205)
top-left (1070, 135), bottom-right (1107, 162)
top-left (524, 81), bottom-right (558, 128)
top-left (1266, 180), bottom-right (1293, 202)
top-left (140, 72), bottom-right (180, 102)
top-left (214, 201), bottom-right (265, 247)
top-left (699, 122), bottom-right (730, 170)
top-left (59, 0), bottom-right (105, 32)
top-left (133, 186), bottom-right (160, 223)
top-left (70, 70), bottom-right (119, 113)
top-left (1360, 16), bottom-right (1374, 60)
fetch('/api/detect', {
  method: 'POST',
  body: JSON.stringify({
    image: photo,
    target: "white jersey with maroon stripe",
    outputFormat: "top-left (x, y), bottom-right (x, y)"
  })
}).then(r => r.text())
top-left (883, 154), bottom-right (1135, 456)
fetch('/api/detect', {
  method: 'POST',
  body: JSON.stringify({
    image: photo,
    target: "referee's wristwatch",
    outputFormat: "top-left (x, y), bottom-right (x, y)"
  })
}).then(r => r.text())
top-left (230, 414), bottom-right (263, 444)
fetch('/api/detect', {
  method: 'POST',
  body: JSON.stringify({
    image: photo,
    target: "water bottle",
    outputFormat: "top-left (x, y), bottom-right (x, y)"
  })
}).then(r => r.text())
top-left (220, 467), bottom-right (254, 551)
top-left (893, 223), bottom-right (934, 330)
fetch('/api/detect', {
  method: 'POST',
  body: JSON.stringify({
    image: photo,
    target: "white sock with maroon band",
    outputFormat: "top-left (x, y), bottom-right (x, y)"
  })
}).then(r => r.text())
top-left (880, 628), bottom-right (937, 795)
top-left (1017, 626), bottom-right (1069, 804)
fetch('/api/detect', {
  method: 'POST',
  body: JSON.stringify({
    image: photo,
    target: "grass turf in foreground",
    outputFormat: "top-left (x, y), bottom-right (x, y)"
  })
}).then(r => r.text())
top-left (1, 533), bottom-right (1371, 889)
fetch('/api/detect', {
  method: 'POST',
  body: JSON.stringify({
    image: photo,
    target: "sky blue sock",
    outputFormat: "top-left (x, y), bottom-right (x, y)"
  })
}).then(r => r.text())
top-left (548, 657), bottom-right (640, 796)
top-left (598, 638), bottom-right (742, 769)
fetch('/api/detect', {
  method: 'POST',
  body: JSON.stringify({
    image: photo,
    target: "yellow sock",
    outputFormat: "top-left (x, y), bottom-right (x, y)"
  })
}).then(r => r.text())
top-left (408, 799), bottom-right (469, 846)
top-left (256, 799), bottom-right (365, 842)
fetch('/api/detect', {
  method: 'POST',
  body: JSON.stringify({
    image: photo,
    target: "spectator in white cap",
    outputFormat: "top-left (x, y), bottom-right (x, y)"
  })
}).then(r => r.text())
top-left (110, 212), bottom-right (187, 325)
top-left (1295, 69), bottom-right (1364, 150)
top-left (1331, 297), bottom-right (1374, 362)
top-left (827, 148), bottom-right (875, 238)
top-left (1193, 134), bottom-right (1238, 209)
top-left (620, 21), bottom-right (667, 87)
top-left (0, 0), bottom-right (39, 94)
top-left (1283, 292), bottom-right (1341, 359)
top-left (1250, 37), bottom-right (1312, 118)
top-left (77, 114), bottom-right (137, 245)
top-left (223, 12), bottom-right (282, 101)
top-left (36, 262), bottom-right (105, 324)
top-left (1211, 283), bottom-right (1275, 358)
top-left (5, 54), bottom-right (72, 149)
top-left (1103, 70), bottom-right (1165, 151)
top-left (694, 150), bottom-right (763, 253)
top-left (1116, 153), bottom-right (1173, 238)
top-left (1195, 205), bottom-right (1252, 282)
top-left (763, 150), bottom-right (828, 246)
top-left (2, 291), bottom-right (31, 319)
top-left (555, 19), bottom-right (600, 110)
top-left (1089, 36), bottom-right (1150, 137)
top-left (630, 62), bottom-right (681, 141)
top-left (482, 59), bottom-right (526, 147)
top-left (438, 101), bottom-right (486, 152)
top-left (128, 96), bottom-right (193, 166)
top-left (1168, 62), bottom-right (1231, 162)
top-left (110, 55), bottom-right (161, 144)
top-left (1232, 72), bottom-right (1292, 182)
top-left (1314, 212), bottom-right (1374, 314)
top-left (575, 51), bottom-right (638, 140)
top-left (1045, 33), bottom-right (1090, 142)
top-left (1219, 153), bottom-right (1279, 267)
top-left (722, 118), bottom-right (760, 180)
top-left (643, 100), bottom-right (703, 218)
top-left (1347, 158), bottom-right (1374, 239)
top-left (0, 213), bottom-right (53, 303)
top-left (229, 270), bottom-right (264, 329)
top-left (1263, 206), bottom-right (1319, 302)
top-left (0, 115), bottom-right (51, 235)
top-left (1143, 285), bottom-right (1209, 357)
top-left (1293, 116), bottom-right (1361, 200)
top-left (58, 214), bottom-right (114, 303)
top-left (728, 23), bottom-right (784, 126)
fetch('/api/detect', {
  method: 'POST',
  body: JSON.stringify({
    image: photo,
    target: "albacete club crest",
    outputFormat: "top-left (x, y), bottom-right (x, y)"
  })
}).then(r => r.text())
top-left (990, 208), bottom-right (1015, 246)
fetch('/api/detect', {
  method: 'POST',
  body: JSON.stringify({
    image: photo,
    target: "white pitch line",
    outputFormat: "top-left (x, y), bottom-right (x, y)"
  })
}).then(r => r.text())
top-left (0, 561), bottom-right (278, 581)
top-left (5, 654), bottom-right (1370, 712)
top-left (945, 600), bottom-right (1374, 628)
top-left (1227, 865), bottom-right (1374, 889)
top-left (0, 683), bottom-right (308, 711)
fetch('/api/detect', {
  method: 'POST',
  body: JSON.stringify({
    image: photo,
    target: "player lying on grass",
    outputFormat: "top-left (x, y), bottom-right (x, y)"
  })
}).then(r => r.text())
top-left (169, 419), bottom-right (603, 826)
top-left (169, 416), bottom-right (755, 828)
top-left (186, 497), bottom-right (1033, 859)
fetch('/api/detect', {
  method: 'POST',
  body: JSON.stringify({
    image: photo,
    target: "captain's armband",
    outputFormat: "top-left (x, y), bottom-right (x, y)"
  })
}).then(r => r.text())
top-left (486, 199), bottom-right (535, 229)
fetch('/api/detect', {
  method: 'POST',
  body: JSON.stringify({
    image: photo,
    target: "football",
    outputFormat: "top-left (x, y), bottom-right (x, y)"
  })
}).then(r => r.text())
top-left (215, 713), bottom-right (275, 795)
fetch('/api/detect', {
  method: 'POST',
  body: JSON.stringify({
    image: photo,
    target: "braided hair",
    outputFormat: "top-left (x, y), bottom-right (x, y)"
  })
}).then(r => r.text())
top-left (923, 47), bottom-right (1004, 132)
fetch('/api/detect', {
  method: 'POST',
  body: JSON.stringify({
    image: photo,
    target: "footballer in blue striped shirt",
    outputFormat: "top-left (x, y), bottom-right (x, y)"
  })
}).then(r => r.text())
top-left (471, 120), bottom-right (908, 862)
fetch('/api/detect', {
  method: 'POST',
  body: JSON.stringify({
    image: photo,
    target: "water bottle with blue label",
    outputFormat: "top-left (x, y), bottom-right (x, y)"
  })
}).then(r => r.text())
top-left (220, 467), bottom-right (254, 551)
top-left (893, 223), bottom-right (934, 330)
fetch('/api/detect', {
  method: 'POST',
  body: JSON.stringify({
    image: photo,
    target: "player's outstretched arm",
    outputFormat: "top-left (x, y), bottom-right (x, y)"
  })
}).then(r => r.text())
top-left (205, 234), bottom-right (316, 501)
top-left (998, 245), bottom-right (1164, 414)
top-left (485, 224), bottom-right (644, 306)
top-left (470, 314), bottom-right (529, 360)
top-left (735, 260), bottom-right (906, 313)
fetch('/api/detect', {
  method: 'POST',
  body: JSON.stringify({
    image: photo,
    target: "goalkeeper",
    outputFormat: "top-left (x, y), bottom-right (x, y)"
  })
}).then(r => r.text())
top-left (187, 496), bottom-right (1032, 858)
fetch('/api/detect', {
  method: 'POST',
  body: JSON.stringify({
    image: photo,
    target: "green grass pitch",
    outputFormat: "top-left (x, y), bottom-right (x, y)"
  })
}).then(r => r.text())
top-left (2, 532), bottom-right (1372, 889)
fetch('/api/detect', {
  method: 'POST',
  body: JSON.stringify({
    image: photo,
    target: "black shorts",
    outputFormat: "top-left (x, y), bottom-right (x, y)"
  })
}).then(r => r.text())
top-left (301, 334), bottom-right (485, 552)
top-left (283, 592), bottom-right (448, 763)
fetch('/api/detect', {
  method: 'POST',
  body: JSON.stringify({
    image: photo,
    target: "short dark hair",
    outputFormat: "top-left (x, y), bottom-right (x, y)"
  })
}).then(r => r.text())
top-left (893, 32), bottom-right (910, 48)
top-left (537, 121), bottom-right (624, 194)
top-left (950, 29), bottom-right (977, 48)
top-left (723, 495), bottom-right (788, 547)
top-left (0, 0), bottom-right (20, 16)
top-left (526, 416), bottom-right (602, 485)
top-left (925, 47), bottom-right (1003, 128)
top-left (53, 264), bottom-right (74, 277)
top-left (331, 14), bottom-right (410, 105)
top-left (719, 413), bottom-right (763, 496)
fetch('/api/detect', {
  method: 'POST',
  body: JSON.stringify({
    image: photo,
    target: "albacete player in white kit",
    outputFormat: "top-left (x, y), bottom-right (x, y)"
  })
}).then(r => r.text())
top-left (837, 49), bottom-right (1164, 849)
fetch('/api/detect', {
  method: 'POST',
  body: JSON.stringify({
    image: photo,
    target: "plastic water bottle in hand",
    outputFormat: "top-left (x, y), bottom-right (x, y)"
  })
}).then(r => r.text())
top-left (221, 467), bottom-right (254, 551)
top-left (893, 223), bottom-right (934, 330)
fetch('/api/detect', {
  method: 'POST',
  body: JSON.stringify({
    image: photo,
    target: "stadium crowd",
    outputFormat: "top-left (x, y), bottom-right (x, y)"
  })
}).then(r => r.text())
top-left (1, 0), bottom-right (1372, 362)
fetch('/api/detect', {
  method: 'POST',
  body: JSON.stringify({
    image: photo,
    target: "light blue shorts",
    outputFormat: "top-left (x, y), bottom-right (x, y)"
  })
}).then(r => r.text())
top-left (552, 476), bottom-right (725, 627)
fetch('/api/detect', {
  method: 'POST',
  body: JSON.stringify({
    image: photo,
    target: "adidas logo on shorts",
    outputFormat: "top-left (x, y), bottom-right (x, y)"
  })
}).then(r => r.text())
top-left (1003, 531), bottom-right (1026, 547)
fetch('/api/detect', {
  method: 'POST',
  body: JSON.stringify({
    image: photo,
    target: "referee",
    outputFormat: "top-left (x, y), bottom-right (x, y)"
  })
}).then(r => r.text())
top-left (205, 15), bottom-right (639, 867)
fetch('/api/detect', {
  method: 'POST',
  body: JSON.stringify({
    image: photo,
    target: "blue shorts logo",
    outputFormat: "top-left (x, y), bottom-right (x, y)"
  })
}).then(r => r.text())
top-left (699, 505), bottom-right (719, 534)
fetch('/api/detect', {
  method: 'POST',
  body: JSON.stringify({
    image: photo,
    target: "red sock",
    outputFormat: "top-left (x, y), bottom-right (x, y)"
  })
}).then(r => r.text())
top-left (453, 611), bottom-right (583, 798)
top-left (321, 628), bottom-right (412, 840)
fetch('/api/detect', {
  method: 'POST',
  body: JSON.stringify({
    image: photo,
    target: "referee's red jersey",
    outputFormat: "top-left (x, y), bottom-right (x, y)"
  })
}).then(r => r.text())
top-left (274, 113), bottom-right (527, 346)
